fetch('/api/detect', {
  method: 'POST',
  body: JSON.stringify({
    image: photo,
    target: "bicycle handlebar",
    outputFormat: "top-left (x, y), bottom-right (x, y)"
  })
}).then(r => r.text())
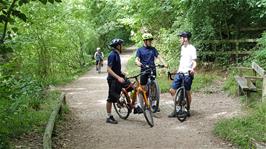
top-left (168, 71), bottom-right (190, 80)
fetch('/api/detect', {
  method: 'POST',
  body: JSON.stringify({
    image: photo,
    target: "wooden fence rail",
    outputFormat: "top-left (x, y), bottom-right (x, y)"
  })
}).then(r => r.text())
top-left (43, 93), bottom-right (66, 149)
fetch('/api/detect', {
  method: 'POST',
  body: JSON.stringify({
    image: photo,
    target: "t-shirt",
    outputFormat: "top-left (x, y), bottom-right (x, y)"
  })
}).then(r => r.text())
top-left (136, 46), bottom-right (158, 69)
top-left (95, 52), bottom-right (103, 61)
top-left (178, 44), bottom-right (197, 73)
top-left (107, 50), bottom-right (122, 80)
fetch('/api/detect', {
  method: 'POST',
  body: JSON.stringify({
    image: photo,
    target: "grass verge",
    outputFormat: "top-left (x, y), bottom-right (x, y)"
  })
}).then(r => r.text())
top-left (214, 102), bottom-right (266, 148)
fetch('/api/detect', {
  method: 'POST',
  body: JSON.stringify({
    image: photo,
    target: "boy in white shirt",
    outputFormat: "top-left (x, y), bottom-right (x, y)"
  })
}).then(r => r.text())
top-left (168, 32), bottom-right (197, 118)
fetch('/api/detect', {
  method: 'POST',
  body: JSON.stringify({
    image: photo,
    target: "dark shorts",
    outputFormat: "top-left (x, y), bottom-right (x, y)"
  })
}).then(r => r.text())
top-left (96, 59), bottom-right (103, 65)
top-left (140, 69), bottom-right (156, 85)
top-left (107, 79), bottom-right (122, 102)
top-left (171, 74), bottom-right (194, 91)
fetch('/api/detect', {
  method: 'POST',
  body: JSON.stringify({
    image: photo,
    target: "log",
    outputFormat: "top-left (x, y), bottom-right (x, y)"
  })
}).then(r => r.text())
top-left (43, 93), bottom-right (66, 149)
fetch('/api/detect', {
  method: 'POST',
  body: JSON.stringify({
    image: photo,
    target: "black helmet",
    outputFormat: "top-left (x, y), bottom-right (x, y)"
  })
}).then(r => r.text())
top-left (109, 38), bottom-right (124, 47)
top-left (179, 32), bottom-right (192, 39)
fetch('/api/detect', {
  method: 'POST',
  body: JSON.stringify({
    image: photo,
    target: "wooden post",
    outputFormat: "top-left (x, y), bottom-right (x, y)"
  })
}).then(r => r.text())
top-left (236, 42), bottom-right (239, 64)
top-left (263, 75), bottom-right (266, 102)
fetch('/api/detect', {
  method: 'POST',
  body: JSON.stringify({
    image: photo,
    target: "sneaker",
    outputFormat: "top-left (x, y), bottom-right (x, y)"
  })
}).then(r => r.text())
top-left (106, 116), bottom-right (118, 124)
top-left (133, 106), bottom-right (143, 114)
top-left (187, 110), bottom-right (191, 117)
top-left (168, 111), bottom-right (177, 118)
top-left (152, 105), bottom-right (160, 113)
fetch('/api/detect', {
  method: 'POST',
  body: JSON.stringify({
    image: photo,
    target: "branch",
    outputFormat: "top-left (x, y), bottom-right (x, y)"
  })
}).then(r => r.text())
top-left (0, 0), bottom-right (18, 44)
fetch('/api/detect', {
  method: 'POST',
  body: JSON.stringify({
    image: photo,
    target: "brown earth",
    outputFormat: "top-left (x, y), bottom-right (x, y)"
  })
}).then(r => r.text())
top-left (52, 47), bottom-right (242, 149)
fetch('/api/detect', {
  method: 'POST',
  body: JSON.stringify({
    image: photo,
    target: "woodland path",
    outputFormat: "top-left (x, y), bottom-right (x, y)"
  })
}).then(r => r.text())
top-left (54, 47), bottom-right (241, 149)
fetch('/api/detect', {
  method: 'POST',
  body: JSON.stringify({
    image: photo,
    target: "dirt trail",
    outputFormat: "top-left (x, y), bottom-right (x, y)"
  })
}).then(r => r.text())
top-left (54, 47), bottom-right (241, 149)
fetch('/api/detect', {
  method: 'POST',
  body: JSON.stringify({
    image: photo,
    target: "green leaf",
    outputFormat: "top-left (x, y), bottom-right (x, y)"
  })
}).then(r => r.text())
top-left (55, 0), bottom-right (62, 2)
top-left (11, 10), bottom-right (27, 22)
top-left (0, 15), bottom-right (7, 23)
top-left (48, 0), bottom-right (54, 4)
top-left (18, 0), bottom-right (30, 6)
top-left (39, 0), bottom-right (47, 4)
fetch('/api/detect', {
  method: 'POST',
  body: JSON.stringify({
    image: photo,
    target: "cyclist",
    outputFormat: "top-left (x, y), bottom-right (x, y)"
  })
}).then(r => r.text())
top-left (106, 38), bottom-right (125, 124)
top-left (94, 47), bottom-right (104, 72)
top-left (135, 33), bottom-right (167, 114)
top-left (168, 31), bottom-right (197, 118)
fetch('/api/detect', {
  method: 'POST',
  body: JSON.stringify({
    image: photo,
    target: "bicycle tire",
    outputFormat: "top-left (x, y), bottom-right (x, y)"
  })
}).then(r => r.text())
top-left (149, 81), bottom-right (160, 113)
top-left (113, 91), bottom-right (130, 120)
top-left (139, 93), bottom-right (154, 127)
top-left (174, 88), bottom-right (187, 122)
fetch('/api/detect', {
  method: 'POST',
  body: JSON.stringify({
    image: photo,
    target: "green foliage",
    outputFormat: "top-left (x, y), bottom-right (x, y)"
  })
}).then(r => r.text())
top-left (0, 91), bottom-right (60, 147)
top-left (214, 102), bottom-right (266, 148)
top-left (223, 69), bottom-right (238, 96)
top-left (248, 32), bottom-right (266, 68)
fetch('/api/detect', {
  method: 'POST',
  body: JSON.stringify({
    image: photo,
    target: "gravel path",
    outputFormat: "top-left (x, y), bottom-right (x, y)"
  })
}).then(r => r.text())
top-left (54, 48), bottom-right (241, 149)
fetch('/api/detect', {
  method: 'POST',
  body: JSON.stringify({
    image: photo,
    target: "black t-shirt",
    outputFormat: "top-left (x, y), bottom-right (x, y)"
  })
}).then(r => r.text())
top-left (107, 50), bottom-right (122, 80)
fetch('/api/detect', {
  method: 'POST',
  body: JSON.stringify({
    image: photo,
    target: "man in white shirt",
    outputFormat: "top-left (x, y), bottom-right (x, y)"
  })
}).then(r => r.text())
top-left (168, 32), bottom-right (197, 118)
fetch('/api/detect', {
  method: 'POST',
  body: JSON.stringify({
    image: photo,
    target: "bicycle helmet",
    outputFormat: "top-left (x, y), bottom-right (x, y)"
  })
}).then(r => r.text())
top-left (179, 32), bottom-right (192, 39)
top-left (142, 33), bottom-right (153, 40)
top-left (109, 38), bottom-right (124, 47)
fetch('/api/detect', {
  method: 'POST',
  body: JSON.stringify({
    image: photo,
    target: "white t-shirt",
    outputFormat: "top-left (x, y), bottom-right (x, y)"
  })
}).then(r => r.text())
top-left (178, 44), bottom-right (197, 73)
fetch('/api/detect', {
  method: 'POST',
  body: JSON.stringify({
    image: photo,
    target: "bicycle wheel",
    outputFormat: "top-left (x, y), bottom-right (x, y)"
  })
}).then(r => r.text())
top-left (113, 91), bottom-right (131, 119)
top-left (149, 81), bottom-right (160, 113)
top-left (139, 93), bottom-right (154, 127)
top-left (174, 88), bottom-right (187, 122)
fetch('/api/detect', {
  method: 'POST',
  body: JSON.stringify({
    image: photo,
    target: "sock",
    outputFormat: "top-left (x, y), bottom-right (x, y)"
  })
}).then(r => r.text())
top-left (107, 113), bottom-right (112, 118)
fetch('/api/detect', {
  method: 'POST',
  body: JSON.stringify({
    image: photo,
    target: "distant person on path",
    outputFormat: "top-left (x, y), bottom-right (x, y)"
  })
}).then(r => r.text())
top-left (106, 38), bottom-right (125, 124)
top-left (168, 31), bottom-right (197, 118)
top-left (135, 33), bottom-right (168, 114)
top-left (94, 47), bottom-right (104, 73)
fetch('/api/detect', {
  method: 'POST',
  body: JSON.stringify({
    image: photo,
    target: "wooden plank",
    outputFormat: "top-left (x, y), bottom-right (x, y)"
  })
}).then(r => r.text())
top-left (43, 93), bottom-right (66, 149)
top-left (244, 76), bottom-right (263, 80)
top-left (199, 51), bottom-right (252, 56)
top-left (235, 76), bottom-right (249, 90)
top-left (235, 76), bottom-right (256, 91)
top-left (252, 62), bottom-right (265, 77)
top-left (263, 77), bottom-right (266, 102)
top-left (203, 39), bottom-right (258, 44)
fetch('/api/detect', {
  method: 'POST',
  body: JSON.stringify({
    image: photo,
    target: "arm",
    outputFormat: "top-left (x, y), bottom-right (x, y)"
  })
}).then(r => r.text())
top-left (156, 55), bottom-right (168, 68)
top-left (107, 66), bottom-right (124, 83)
top-left (135, 57), bottom-right (142, 67)
top-left (190, 60), bottom-right (197, 75)
top-left (101, 52), bottom-right (104, 58)
top-left (94, 52), bottom-right (97, 59)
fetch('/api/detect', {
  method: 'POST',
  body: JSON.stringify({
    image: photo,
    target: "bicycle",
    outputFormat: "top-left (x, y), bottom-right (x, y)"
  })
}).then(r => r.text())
top-left (113, 64), bottom-right (164, 127)
top-left (168, 71), bottom-right (190, 122)
top-left (142, 64), bottom-right (164, 113)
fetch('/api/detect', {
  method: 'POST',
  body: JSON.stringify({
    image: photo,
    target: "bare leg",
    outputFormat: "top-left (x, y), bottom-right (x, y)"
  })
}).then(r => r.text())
top-left (106, 101), bottom-right (112, 114)
top-left (186, 91), bottom-right (192, 110)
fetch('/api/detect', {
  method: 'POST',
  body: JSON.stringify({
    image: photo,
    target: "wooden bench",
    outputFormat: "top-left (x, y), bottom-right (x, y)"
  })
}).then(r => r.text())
top-left (235, 62), bottom-right (266, 102)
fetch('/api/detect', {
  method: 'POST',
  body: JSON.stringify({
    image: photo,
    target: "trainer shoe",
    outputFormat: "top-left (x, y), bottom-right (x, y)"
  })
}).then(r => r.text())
top-left (133, 106), bottom-right (143, 114)
top-left (106, 116), bottom-right (118, 124)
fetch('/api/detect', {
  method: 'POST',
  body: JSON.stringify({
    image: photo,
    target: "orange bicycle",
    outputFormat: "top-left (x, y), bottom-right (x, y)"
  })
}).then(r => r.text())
top-left (113, 70), bottom-right (155, 127)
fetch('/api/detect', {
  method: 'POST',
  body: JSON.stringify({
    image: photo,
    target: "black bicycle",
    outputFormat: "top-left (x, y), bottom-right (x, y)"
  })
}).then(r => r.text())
top-left (142, 64), bottom-right (164, 113)
top-left (168, 72), bottom-right (190, 122)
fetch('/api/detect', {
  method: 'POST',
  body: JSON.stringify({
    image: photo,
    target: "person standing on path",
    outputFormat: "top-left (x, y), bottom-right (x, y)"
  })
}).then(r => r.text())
top-left (94, 47), bottom-right (104, 73)
top-left (168, 31), bottom-right (197, 118)
top-left (106, 38), bottom-right (125, 124)
top-left (135, 33), bottom-right (168, 113)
